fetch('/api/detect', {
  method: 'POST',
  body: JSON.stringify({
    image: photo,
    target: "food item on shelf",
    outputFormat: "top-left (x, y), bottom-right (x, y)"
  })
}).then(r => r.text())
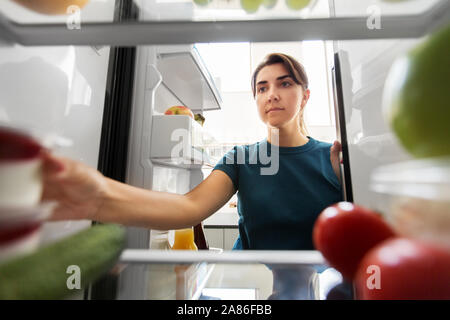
top-left (0, 203), bottom-right (55, 262)
top-left (0, 127), bottom-right (42, 161)
top-left (193, 223), bottom-right (209, 250)
top-left (0, 127), bottom-right (44, 208)
top-left (0, 224), bottom-right (125, 299)
top-left (0, 223), bottom-right (41, 246)
top-left (164, 105), bottom-right (194, 119)
top-left (262, 0), bottom-right (277, 9)
top-left (354, 238), bottom-right (450, 300)
top-left (383, 23), bottom-right (450, 158)
top-left (194, 113), bottom-right (205, 126)
top-left (0, 222), bottom-right (42, 263)
top-left (240, 0), bottom-right (263, 13)
top-left (171, 228), bottom-right (198, 250)
top-left (370, 157), bottom-right (450, 248)
top-left (285, 0), bottom-right (311, 11)
top-left (13, 0), bottom-right (90, 15)
top-left (149, 230), bottom-right (171, 250)
top-left (312, 202), bottom-right (396, 281)
top-left (193, 0), bottom-right (212, 6)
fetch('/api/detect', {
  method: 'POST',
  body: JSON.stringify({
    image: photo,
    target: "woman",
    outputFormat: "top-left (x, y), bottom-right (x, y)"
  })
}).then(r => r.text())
top-left (42, 53), bottom-right (343, 250)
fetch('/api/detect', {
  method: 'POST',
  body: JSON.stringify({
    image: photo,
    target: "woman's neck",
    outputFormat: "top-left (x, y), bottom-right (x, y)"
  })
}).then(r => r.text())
top-left (267, 125), bottom-right (309, 147)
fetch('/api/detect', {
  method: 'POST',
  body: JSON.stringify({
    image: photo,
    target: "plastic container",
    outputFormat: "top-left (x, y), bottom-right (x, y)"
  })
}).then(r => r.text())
top-left (0, 126), bottom-right (44, 208)
top-left (0, 124), bottom-right (71, 210)
top-left (0, 222), bottom-right (42, 263)
top-left (370, 157), bottom-right (450, 249)
top-left (0, 202), bottom-right (55, 263)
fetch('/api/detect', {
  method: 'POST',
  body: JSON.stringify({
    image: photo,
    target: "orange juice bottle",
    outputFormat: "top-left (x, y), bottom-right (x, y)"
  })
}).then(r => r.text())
top-left (171, 227), bottom-right (198, 250)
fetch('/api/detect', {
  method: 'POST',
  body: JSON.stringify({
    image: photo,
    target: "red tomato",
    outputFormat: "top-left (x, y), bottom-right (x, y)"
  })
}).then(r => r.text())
top-left (355, 238), bottom-right (450, 300)
top-left (313, 202), bottom-right (396, 281)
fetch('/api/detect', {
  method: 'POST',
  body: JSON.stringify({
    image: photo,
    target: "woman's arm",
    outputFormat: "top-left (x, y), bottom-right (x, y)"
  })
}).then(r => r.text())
top-left (42, 152), bottom-right (236, 229)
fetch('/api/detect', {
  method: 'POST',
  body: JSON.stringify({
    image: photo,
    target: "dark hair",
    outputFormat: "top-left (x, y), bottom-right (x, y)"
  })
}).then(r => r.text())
top-left (251, 53), bottom-right (309, 135)
top-left (251, 53), bottom-right (309, 97)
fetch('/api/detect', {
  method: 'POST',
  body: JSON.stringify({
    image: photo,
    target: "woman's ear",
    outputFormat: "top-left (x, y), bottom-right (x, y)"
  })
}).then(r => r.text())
top-left (301, 89), bottom-right (310, 108)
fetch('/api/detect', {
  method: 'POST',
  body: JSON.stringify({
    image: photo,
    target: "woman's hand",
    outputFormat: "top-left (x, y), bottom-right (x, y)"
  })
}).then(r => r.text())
top-left (330, 140), bottom-right (342, 184)
top-left (41, 151), bottom-right (108, 221)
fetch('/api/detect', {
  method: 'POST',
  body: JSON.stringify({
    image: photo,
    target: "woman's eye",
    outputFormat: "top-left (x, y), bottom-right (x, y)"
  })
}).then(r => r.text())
top-left (281, 81), bottom-right (291, 87)
top-left (258, 87), bottom-right (267, 93)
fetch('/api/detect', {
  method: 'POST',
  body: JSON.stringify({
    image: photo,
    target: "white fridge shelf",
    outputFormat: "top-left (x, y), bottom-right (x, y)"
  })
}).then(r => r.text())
top-left (156, 45), bottom-right (222, 112)
top-left (150, 114), bottom-right (216, 169)
top-left (0, 0), bottom-right (449, 45)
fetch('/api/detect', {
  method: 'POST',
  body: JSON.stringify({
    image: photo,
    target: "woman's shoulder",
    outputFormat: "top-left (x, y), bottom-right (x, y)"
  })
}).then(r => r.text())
top-left (309, 137), bottom-right (333, 149)
top-left (308, 137), bottom-right (334, 157)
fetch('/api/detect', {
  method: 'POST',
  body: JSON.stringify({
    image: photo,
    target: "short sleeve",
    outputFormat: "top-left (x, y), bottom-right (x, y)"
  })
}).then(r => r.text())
top-left (213, 146), bottom-right (239, 191)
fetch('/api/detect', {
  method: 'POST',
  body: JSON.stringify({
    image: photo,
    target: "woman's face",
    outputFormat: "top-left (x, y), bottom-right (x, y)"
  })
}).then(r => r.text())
top-left (255, 63), bottom-right (309, 129)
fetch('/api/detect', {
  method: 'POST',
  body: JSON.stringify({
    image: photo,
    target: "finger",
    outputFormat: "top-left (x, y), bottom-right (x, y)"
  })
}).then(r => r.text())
top-left (330, 141), bottom-right (339, 156)
top-left (333, 140), bottom-right (342, 151)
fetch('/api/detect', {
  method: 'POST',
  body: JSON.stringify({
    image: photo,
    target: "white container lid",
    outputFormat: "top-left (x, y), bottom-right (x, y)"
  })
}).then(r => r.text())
top-left (370, 156), bottom-right (450, 201)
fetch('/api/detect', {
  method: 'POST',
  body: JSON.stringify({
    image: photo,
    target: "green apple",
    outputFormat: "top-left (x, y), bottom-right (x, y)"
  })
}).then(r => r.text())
top-left (193, 0), bottom-right (211, 6)
top-left (285, 0), bottom-right (311, 11)
top-left (383, 24), bottom-right (450, 158)
top-left (263, 0), bottom-right (277, 9)
top-left (240, 0), bottom-right (263, 13)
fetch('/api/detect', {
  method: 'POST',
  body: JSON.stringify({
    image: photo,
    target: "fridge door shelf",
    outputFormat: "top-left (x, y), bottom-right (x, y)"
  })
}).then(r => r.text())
top-left (156, 45), bottom-right (222, 112)
top-left (118, 249), bottom-right (331, 300)
top-left (151, 147), bottom-right (214, 169)
top-left (150, 115), bottom-right (215, 169)
top-left (0, 0), bottom-right (449, 46)
top-left (120, 249), bottom-right (325, 265)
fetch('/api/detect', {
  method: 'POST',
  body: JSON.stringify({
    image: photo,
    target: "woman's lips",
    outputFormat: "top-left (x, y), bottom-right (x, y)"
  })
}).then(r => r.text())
top-left (266, 108), bottom-right (284, 113)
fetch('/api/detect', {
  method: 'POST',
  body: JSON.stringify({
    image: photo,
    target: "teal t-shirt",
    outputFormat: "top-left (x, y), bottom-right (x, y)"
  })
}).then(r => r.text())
top-left (213, 137), bottom-right (343, 250)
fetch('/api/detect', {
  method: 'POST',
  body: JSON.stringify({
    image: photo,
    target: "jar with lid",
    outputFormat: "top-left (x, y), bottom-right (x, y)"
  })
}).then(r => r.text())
top-left (149, 230), bottom-right (171, 250)
top-left (370, 156), bottom-right (450, 249)
top-left (147, 230), bottom-right (176, 299)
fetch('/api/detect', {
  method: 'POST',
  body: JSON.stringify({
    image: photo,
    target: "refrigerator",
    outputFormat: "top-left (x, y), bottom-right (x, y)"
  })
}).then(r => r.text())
top-left (0, 0), bottom-right (448, 300)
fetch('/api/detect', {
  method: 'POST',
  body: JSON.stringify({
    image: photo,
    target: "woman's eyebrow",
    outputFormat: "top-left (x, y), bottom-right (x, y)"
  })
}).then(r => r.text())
top-left (256, 75), bottom-right (291, 86)
top-left (276, 75), bottom-right (292, 81)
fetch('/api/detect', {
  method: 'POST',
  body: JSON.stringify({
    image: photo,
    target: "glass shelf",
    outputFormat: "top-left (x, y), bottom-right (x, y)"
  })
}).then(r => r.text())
top-left (0, 0), bottom-right (449, 46)
top-left (111, 249), bottom-right (350, 300)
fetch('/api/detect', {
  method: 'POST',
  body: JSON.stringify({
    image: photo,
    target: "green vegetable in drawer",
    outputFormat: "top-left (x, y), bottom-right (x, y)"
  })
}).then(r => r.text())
top-left (0, 224), bottom-right (126, 300)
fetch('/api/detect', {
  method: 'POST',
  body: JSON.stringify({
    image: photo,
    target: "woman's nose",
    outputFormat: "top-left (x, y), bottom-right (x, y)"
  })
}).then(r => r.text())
top-left (268, 88), bottom-right (279, 102)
